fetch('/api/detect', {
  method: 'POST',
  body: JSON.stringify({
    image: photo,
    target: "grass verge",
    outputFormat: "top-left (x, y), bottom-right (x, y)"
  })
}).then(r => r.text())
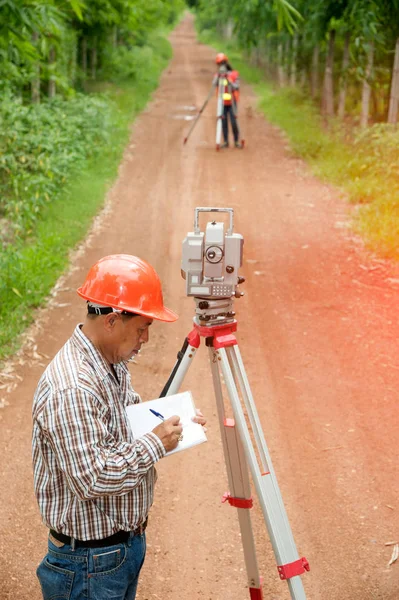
top-left (0, 32), bottom-right (173, 363)
top-left (198, 29), bottom-right (399, 261)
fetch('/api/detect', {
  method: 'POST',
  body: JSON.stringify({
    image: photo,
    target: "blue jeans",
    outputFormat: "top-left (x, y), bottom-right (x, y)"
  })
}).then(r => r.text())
top-left (36, 532), bottom-right (146, 600)
top-left (222, 104), bottom-right (239, 144)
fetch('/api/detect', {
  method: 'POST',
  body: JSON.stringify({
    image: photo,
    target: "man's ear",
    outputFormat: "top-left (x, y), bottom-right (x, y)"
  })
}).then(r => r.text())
top-left (104, 312), bottom-right (118, 332)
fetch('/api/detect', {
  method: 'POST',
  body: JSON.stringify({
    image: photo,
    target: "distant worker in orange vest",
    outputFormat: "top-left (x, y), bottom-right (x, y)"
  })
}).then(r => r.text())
top-left (213, 53), bottom-right (242, 149)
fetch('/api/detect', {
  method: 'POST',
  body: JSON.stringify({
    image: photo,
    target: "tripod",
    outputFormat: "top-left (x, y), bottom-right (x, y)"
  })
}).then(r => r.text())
top-left (161, 300), bottom-right (309, 599)
top-left (183, 80), bottom-right (217, 145)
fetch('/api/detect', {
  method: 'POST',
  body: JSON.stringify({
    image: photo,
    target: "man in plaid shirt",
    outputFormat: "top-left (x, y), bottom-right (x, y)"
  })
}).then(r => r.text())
top-left (32, 254), bottom-right (206, 600)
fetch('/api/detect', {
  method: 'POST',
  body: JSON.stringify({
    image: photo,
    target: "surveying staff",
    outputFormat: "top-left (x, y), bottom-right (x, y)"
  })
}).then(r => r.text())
top-left (32, 254), bottom-right (206, 600)
top-left (213, 52), bottom-right (242, 149)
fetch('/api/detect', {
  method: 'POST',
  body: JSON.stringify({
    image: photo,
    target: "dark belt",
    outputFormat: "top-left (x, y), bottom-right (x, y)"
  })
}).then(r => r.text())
top-left (50, 519), bottom-right (148, 549)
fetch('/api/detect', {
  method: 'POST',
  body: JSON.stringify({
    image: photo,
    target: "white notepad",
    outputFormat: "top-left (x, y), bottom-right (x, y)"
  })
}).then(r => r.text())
top-left (125, 391), bottom-right (207, 456)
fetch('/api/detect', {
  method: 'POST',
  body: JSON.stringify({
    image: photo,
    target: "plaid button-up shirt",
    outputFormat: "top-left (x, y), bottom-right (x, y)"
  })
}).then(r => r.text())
top-left (32, 324), bottom-right (165, 541)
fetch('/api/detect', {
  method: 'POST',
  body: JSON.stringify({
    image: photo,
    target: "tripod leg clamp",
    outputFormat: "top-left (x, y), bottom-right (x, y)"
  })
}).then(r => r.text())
top-left (187, 329), bottom-right (201, 348)
top-left (222, 492), bottom-right (253, 509)
top-left (277, 557), bottom-right (310, 580)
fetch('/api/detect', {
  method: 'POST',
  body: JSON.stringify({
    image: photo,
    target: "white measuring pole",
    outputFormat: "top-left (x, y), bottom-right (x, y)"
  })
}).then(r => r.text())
top-left (216, 76), bottom-right (224, 150)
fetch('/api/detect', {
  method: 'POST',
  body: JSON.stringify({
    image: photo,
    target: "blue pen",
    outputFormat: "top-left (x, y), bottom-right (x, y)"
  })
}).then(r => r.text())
top-left (150, 408), bottom-right (184, 441)
top-left (149, 408), bottom-right (165, 421)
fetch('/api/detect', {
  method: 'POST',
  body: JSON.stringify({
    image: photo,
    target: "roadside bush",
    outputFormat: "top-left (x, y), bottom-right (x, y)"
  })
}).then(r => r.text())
top-left (350, 124), bottom-right (399, 182)
top-left (99, 33), bottom-right (172, 83)
top-left (0, 28), bottom-right (174, 362)
top-left (0, 93), bottom-right (114, 243)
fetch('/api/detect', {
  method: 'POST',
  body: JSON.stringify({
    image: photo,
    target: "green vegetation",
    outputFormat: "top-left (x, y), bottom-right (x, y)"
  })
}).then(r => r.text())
top-left (196, 1), bottom-right (399, 124)
top-left (196, 2), bottom-right (399, 258)
top-left (0, 94), bottom-right (112, 239)
top-left (0, 0), bottom-right (180, 362)
top-left (198, 30), bottom-right (399, 259)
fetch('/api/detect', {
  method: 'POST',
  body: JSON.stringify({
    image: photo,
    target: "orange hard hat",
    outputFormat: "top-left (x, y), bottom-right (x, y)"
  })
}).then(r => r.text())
top-left (216, 52), bottom-right (227, 64)
top-left (77, 254), bottom-right (178, 322)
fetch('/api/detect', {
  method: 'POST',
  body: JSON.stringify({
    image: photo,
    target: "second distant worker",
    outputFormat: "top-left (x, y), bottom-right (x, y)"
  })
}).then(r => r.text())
top-left (213, 53), bottom-right (242, 149)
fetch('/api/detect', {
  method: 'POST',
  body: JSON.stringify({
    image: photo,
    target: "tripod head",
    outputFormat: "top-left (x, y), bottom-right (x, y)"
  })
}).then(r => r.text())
top-left (181, 208), bottom-right (245, 325)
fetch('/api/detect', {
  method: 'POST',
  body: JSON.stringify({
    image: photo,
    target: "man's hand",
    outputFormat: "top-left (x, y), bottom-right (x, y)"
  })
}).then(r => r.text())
top-left (192, 408), bottom-right (207, 430)
top-left (152, 415), bottom-right (183, 452)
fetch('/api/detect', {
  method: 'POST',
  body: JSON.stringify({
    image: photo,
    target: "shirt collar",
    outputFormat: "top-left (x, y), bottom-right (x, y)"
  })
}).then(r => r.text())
top-left (71, 324), bottom-right (129, 380)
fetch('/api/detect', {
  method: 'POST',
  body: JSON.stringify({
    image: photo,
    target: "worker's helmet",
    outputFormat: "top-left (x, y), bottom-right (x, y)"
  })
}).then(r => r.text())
top-left (77, 254), bottom-right (178, 322)
top-left (216, 53), bottom-right (227, 64)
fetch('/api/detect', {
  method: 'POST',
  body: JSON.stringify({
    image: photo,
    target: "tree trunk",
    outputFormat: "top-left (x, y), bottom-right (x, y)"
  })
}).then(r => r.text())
top-left (70, 35), bottom-right (77, 86)
top-left (338, 32), bottom-right (350, 118)
top-left (264, 40), bottom-right (270, 78)
top-left (311, 45), bottom-right (319, 99)
top-left (267, 39), bottom-right (273, 78)
top-left (322, 30), bottom-right (336, 118)
top-left (250, 46), bottom-right (260, 67)
top-left (360, 41), bottom-right (374, 128)
top-left (290, 35), bottom-right (298, 86)
top-left (388, 37), bottom-right (399, 124)
top-left (269, 38), bottom-right (278, 82)
top-left (224, 19), bottom-right (234, 40)
top-left (371, 88), bottom-right (379, 121)
top-left (112, 26), bottom-right (118, 48)
top-left (285, 38), bottom-right (290, 83)
top-left (31, 32), bottom-right (40, 104)
top-left (82, 37), bottom-right (87, 76)
top-left (256, 45), bottom-right (261, 67)
top-left (48, 46), bottom-right (56, 98)
top-left (278, 42), bottom-right (286, 87)
top-left (91, 39), bottom-right (97, 79)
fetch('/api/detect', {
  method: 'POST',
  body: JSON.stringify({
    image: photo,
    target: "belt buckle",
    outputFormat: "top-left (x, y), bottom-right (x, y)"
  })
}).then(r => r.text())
top-left (49, 533), bottom-right (65, 548)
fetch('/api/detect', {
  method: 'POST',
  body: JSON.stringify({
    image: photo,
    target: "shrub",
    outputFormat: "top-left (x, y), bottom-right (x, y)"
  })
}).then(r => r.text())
top-left (0, 92), bottom-right (114, 243)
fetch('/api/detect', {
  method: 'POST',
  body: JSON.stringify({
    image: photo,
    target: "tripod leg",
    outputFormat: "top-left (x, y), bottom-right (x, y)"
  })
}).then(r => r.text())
top-left (216, 82), bottom-right (224, 150)
top-left (208, 346), bottom-right (264, 598)
top-left (161, 333), bottom-right (199, 397)
top-left (218, 345), bottom-right (308, 600)
top-left (184, 81), bottom-right (217, 145)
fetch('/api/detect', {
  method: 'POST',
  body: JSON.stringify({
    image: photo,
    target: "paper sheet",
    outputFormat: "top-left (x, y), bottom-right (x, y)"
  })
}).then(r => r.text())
top-left (126, 391), bottom-right (207, 456)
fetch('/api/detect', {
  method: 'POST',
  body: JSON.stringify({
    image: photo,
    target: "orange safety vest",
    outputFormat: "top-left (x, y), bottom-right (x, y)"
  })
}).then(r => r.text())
top-left (215, 70), bottom-right (240, 105)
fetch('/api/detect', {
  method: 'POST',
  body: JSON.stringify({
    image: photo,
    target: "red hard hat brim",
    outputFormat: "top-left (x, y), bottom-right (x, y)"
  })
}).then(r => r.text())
top-left (126, 304), bottom-right (179, 322)
top-left (145, 305), bottom-right (179, 322)
top-left (77, 288), bottom-right (179, 322)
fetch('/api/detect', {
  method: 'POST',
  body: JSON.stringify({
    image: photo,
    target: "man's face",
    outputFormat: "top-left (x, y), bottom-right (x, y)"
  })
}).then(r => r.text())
top-left (111, 314), bottom-right (153, 363)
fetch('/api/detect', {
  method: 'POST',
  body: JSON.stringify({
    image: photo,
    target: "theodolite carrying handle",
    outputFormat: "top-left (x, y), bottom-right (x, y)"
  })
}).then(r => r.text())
top-left (183, 80), bottom-right (217, 145)
top-left (194, 207), bottom-right (234, 235)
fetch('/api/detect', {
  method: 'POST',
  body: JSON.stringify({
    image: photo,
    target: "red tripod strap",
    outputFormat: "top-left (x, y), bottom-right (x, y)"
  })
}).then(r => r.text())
top-left (277, 557), bottom-right (310, 580)
top-left (222, 492), bottom-right (253, 509)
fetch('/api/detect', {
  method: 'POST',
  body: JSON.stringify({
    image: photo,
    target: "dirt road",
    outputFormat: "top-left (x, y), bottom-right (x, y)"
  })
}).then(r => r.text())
top-left (1, 15), bottom-right (399, 600)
